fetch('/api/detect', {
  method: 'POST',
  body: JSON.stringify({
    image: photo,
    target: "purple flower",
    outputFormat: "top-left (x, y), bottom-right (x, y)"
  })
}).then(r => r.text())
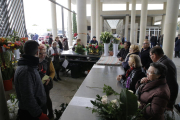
top-left (126, 77), bottom-right (131, 89)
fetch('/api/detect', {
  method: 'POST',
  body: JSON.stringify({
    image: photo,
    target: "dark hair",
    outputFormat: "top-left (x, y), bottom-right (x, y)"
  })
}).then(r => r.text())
top-left (24, 40), bottom-right (39, 56)
top-left (125, 41), bottom-right (131, 47)
top-left (150, 46), bottom-right (164, 56)
top-left (93, 36), bottom-right (96, 38)
top-left (150, 62), bottom-right (167, 78)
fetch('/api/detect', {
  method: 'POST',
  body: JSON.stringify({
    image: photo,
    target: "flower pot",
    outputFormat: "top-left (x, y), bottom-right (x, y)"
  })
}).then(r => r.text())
top-left (3, 77), bottom-right (13, 91)
top-left (104, 43), bottom-right (109, 56)
top-left (14, 49), bottom-right (20, 60)
top-left (113, 44), bottom-right (118, 57)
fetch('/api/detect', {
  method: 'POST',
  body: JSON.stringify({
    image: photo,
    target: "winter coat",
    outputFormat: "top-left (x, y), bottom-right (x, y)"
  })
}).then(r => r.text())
top-left (150, 36), bottom-right (156, 43)
top-left (117, 48), bottom-right (129, 60)
top-left (63, 40), bottom-right (69, 50)
top-left (175, 39), bottom-right (180, 51)
top-left (135, 78), bottom-right (170, 120)
top-left (49, 37), bottom-right (53, 45)
top-left (140, 47), bottom-right (152, 70)
top-left (157, 55), bottom-right (178, 109)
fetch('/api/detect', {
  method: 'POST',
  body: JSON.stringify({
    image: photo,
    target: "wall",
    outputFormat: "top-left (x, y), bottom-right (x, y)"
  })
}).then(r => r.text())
top-left (116, 20), bottom-right (124, 37)
top-left (104, 20), bottom-right (111, 32)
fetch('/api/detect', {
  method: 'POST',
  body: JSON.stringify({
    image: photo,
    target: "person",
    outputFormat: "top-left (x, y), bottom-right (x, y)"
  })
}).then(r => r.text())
top-left (48, 35), bottom-right (53, 47)
top-left (145, 35), bottom-right (149, 39)
top-left (157, 35), bottom-right (161, 46)
top-left (117, 41), bottom-right (131, 61)
top-left (122, 44), bottom-right (140, 72)
top-left (87, 33), bottom-right (90, 44)
top-left (55, 36), bottom-right (63, 51)
top-left (14, 41), bottom-right (49, 120)
top-left (175, 34), bottom-right (180, 58)
top-left (135, 63), bottom-right (170, 120)
top-left (48, 41), bottom-right (62, 81)
top-left (72, 39), bottom-right (85, 51)
top-left (35, 33), bottom-right (39, 41)
top-left (38, 44), bottom-right (55, 119)
top-left (139, 40), bottom-right (152, 71)
top-left (116, 54), bottom-right (146, 93)
top-left (143, 46), bottom-right (178, 110)
top-left (154, 35), bottom-right (157, 46)
top-left (150, 34), bottom-right (156, 48)
top-left (122, 36), bottom-right (125, 44)
top-left (89, 36), bottom-right (98, 45)
top-left (175, 34), bottom-right (178, 43)
top-left (63, 37), bottom-right (69, 50)
top-left (159, 34), bottom-right (164, 47)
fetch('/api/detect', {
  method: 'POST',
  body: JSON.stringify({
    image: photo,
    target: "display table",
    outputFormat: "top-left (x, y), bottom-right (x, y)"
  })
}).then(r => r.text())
top-left (61, 65), bottom-right (125, 120)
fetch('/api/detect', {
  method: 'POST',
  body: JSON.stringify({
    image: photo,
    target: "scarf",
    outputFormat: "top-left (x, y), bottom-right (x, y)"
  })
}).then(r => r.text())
top-left (125, 67), bottom-right (134, 79)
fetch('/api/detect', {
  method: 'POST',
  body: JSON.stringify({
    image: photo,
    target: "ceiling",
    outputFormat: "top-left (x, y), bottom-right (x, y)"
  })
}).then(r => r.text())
top-left (107, 20), bottom-right (120, 29)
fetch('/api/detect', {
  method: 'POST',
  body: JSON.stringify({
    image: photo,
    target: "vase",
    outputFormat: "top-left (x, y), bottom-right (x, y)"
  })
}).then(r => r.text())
top-left (113, 44), bottom-right (118, 57)
top-left (3, 77), bottom-right (13, 91)
top-left (104, 43), bottom-right (109, 56)
top-left (14, 49), bottom-right (20, 60)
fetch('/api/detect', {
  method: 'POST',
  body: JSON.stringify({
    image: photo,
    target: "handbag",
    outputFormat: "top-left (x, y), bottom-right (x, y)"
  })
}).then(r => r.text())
top-left (44, 77), bottom-right (53, 90)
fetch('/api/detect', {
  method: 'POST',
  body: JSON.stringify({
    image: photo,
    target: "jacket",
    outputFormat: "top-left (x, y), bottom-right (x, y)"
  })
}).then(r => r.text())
top-left (140, 47), bottom-right (152, 69)
top-left (175, 39), bottom-right (180, 51)
top-left (117, 48), bottom-right (129, 60)
top-left (49, 37), bottom-right (53, 44)
top-left (89, 40), bottom-right (98, 45)
top-left (48, 47), bottom-right (61, 61)
top-left (135, 78), bottom-right (170, 120)
top-left (157, 55), bottom-right (178, 109)
top-left (14, 55), bottom-right (46, 117)
top-left (63, 40), bottom-right (69, 50)
top-left (120, 67), bottom-right (146, 93)
top-left (58, 41), bottom-right (63, 50)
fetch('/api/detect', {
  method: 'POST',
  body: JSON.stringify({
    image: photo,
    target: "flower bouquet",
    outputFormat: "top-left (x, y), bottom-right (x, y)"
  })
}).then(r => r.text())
top-left (75, 43), bottom-right (85, 54)
top-left (86, 44), bottom-right (99, 55)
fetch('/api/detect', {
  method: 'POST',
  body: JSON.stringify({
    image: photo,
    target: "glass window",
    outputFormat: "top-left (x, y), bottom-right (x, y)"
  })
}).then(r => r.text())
top-left (154, 22), bottom-right (161, 25)
top-left (103, 4), bottom-right (126, 11)
top-left (129, 4), bottom-right (163, 10)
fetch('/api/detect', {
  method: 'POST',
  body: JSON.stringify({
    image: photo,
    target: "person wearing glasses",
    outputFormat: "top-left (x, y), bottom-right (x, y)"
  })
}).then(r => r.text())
top-left (116, 54), bottom-right (146, 93)
top-left (135, 63), bottom-right (170, 120)
top-left (38, 44), bottom-right (55, 119)
top-left (48, 41), bottom-right (62, 81)
top-left (139, 40), bottom-right (152, 71)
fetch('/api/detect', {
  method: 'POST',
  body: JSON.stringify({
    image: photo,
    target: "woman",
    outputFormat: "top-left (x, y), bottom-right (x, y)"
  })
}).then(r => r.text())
top-left (122, 44), bottom-right (140, 71)
top-left (116, 54), bottom-right (146, 93)
top-left (63, 37), bottom-right (69, 50)
top-left (72, 39), bottom-right (85, 51)
top-left (55, 36), bottom-right (63, 51)
top-left (38, 44), bottom-right (55, 119)
top-left (135, 63), bottom-right (170, 120)
top-left (48, 41), bottom-right (62, 81)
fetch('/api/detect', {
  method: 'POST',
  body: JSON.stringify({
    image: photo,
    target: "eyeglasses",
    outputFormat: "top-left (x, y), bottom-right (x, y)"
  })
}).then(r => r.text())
top-left (146, 71), bottom-right (155, 75)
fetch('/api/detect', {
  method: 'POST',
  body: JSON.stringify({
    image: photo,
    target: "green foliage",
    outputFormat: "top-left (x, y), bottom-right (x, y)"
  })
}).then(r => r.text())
top-left (113, 38), bottom-right (121, 44)
top-left (75, 43), bottom-right (85, 54)
top-left (103, 84), bottom-right (119, 96)
top-left (100, 31), bottom-right (113, 43)
top-left (10, 94), bottom-right (18, 103)
top-left (73, 11), bottom-right (77, 34)
top-left (54, 103), bottom-right (68, 120)
top-left (98, 44), bottom-right (103, 52)
top-left (109, 42), bottom-right (113, 51)
top-left (118, 44), bottom-right (124, 50)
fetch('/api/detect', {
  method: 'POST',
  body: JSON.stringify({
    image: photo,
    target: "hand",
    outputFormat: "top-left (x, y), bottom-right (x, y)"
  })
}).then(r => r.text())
top-left (116, 75), bottom-right (122, 81)
top-left (140, 77), bottom-right (149, 84)
top-left (38, 113), bottom-right (49, 120)
top-left (119, 57), bottom-right (123, 61)
top-left (44, 79), bottom-right (50, 85)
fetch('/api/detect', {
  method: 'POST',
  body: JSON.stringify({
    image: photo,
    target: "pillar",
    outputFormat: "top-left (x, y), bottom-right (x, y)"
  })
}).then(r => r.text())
top-left (62, 7), bottom-right (65, 36)
top-left (139, 0), bottom-right (148, 46)
top-left (130, 0), bottom-right (136, 44)
top-left (51, 0), bottom-right (57, 40)
top-left (161, 14), bottom-right (166, 35)
top-left (125, 15), bottom-right (129, 41)
top-left (135, 23), bottom-right (138, 44)
top-left (96, 0), bottom-right (100, 42)
top-left (77, 0), bottom-right (87, 45)
top-left (126, 2), bottom-right (129, 11)
top-left (163, 0), bottom-right (180, 59)
top-left (68, 0), bottom-right (72, 46)
top-left (91, 0), bottom-right (96, 39)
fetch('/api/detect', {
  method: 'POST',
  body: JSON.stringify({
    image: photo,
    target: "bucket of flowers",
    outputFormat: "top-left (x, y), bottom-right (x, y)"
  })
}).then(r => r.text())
top-left (86, 44), bottom-right (99, 55)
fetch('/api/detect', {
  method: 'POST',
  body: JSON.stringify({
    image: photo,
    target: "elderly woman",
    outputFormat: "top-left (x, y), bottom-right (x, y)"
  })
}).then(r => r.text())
top-left (116, 54), bottom-right (146, 93)
top-left (48, 41), bottom-right (62, 81)
top-left (135, 63), bottom-right (170, 120)
top-left (122, 44), bottom-right (140, 71)
top-left (38, 44), bottom-right (55, 119)
top-left (72, 39), bottom-right (85, 51)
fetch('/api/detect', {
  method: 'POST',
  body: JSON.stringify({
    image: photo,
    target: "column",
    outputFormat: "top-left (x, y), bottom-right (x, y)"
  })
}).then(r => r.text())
top-left (51, 0), bottom-right (57, 40)
top-left (77, 0), bottom-right (87, 45)
top-left (125, 15), bottom-right (129, 41)
top-left (130, 0), bottom-right (136, 44)
top-left (62, 7), bottom-right (65, 36)
top-left (135, 23), bottom-right (138, 44)
top-left (68, 0), bottom-right (72, 46)
top-left (91, 0), bottom-right (96, 39)
top-left (163, 0), bottom-right (180, 59)
top-left (139, 0), bottom-right (148, 46)
top-left (96, 0), bottom-right (100, 43)
top-left (126, 2), bottom-right (129, 11)
top-left (161, 2), bottom-right (167, 35)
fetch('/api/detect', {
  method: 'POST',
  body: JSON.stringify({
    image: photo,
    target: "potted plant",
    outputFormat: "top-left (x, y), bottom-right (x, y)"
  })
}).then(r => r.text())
top-left (113, 38), bottom-right (120, 57)
top-left (100, 32), bottom-right (113, 56)
top-left (109, 42), bottom-right (113, 56)
top-left (86, 44), bottom-right (99, 55)
top-left (75, 43), bottom-right (85, 54)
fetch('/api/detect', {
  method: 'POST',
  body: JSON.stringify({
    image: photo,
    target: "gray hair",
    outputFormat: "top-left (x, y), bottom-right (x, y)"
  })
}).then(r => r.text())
top-left (150, 63), bottom-right (167, 78)
top-left (52, 41), bottom-right (57, 45)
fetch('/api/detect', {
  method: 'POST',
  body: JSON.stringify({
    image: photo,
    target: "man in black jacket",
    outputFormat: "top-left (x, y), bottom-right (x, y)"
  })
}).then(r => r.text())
top-left (150, 34), bottom-right (156, 48)
top-left (117, 41), bottom-right (131, 61)
top-left (14, 41), bottom-right (49, 120)
top-left (140, 40), bottom-right (152, 70)
top-left (48, 35), bottom-right (53, 47)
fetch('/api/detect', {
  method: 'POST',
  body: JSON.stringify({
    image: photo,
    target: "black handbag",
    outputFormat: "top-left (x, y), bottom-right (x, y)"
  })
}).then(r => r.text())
top-left (44, 77), bottom-right (53, 90)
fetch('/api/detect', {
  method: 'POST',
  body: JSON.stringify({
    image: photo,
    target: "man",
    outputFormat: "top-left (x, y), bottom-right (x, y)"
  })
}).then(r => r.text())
top-left (89, 36), bottom-right (98, 45)
top-left (150, 34), bottom-right (156, 48)
top-left (175, 34), bottom-right (178, 43)
top-left (145, 35), bottom-right (149, 39)
top-left (175, 34), bottom-right (180, 58)
top-left (14, 41), bottom-right (49, 120)
top-left (140, 40), bottom-right (152, 70)
top-left (122, 36), bottom-right (125, 44)
top-left (48, 35), bottom-right (53, 47)
top-left (117, 41), bottom-right (131, 61)
top-left (160, 34), bottom-right (164, 47)
top-left (87, 33), bottom-right (90, 44)
top-left (154, 35), bottom-right (157, 46)
top-left (141, 47), bottom-right (178, 110)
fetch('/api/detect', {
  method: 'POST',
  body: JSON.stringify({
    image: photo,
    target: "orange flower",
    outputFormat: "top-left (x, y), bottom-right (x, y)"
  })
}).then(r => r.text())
top-left (3, 44), bottom-right (6, 48)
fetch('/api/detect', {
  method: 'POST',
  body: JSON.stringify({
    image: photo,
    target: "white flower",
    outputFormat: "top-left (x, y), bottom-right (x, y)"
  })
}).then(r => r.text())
top-left (101, 98), bottom-right (108, 104)
top-left (7, 100), bottom-right (12, 105)
top-left (9, 113), bottom-right (15, 120)
top-left (137, 101), bottom-right (141, 107)
top-left (8, 106), bottom-right (15, 113)
top-left (128, 90), bottom-right (134, 93)
top-left (7, 41), bottom-right (11, 43)
top-left (14, 110), bottom-right (18, 116)
top-left (111, 99), bottom-right (117, 104)
top-left (102, 95), bottom-right (107, 99)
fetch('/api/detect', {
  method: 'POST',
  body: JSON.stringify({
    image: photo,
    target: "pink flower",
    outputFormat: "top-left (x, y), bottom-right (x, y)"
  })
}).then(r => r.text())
top-left (95, 45), bottom-right (98, 49)
top-left (8, 44), bottom-right (11, 47)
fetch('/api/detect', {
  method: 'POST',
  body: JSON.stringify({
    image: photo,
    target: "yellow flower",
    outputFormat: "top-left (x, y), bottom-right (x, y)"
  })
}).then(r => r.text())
top-left (11, 44), bottom-right (15, 47)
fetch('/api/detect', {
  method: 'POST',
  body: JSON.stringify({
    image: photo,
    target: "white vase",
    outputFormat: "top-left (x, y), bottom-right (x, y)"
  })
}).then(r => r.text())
top-left (14, 49), bottom-right (20, 60)
top-left (104, 43), bottom-right (109, 56)
top-left (113, 44), bottom-right (118, 57)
